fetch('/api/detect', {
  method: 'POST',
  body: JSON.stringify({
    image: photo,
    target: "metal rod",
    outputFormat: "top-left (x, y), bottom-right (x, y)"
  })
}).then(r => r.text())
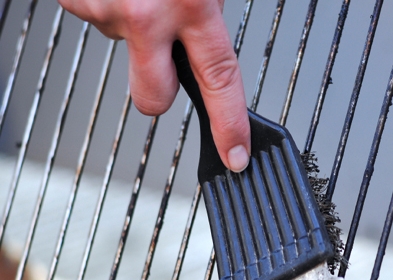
top-left (109, 116), bottom-right (159, 280)
top-left (78, 83), bottom-right (130, 280)
top-left (250, 0), bottom-right (285, 112)
top-left (172, 183), bottom-right (203, 280)
top-left (141, 100), bottom-right (194, 279)
top-left (47, 22), bottom-right (91, 280)
top-left (204, 248), bottom-right (216, 280)
top-left (0, 0), bottom-right (12, 38)
top-left (338, 62), bottom-right (393, 277)
top-left (371, 191), bottom-right (393, 280)
top-left (279, 0), bottom-right (318, 126)
top-left (49, 40), bottom-right (116, 279)
top-left (326, 0), bottom-right (384, 202)
top-left (0, 6), bottom-right (63, 250)
top-left (11, 7), bottom-right (64, 279)
top-left (303, 0), bottom-right (351, 153)
top-left (20, 9), bottom-right (89, 280)
top-left (15, 6), bottom-right (64, 280)
top-left (233, 0), bottom-right (254, 57)
top-left (0, 0), bottom-right (38, 137)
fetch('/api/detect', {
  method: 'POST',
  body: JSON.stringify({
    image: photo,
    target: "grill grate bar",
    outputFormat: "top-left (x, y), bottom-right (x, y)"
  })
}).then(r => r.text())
top-left (47, 21), bottom-right (91, 279)
top-left (250, 0), bottom-right (285, 112)
top-left (110, 116), bottom-right (159, 279)
top-left (0, 0), bottom-right (38, 137)
top-left (338, 64), bottom-right (393, 277)
top-left (204, 247), bottom-right (216, 280)
top-left (304, 0), bottom-right (351, 153)
top-left (49, 40), bottom-right (116, 279)
top-left (73, 40), bottom-right (118, 279)
top-left (0, 6), bottom-right (63, 250)
top-left (11, 8), bottom-right (64, 279)
top-left (141, 100), bottom-right (194, 279)
top-left (371, 191), bottom-right (393, 280)
top-left (15, 8), bottom-right (64, 279)
top-left (172, 183), bottom-right (203, 280)
top-left (327, 0), bottom-right (384, 202)
top-left (79, 87), bottom-right (131, 280)
top-left (45, 22), bottom-right (90, 279)
top-left (279, 0), bottom-right (318, 126)
top-left (0, 0), bottom-right (12, 39)
top-left (233, 0), bottom-right (254, 57)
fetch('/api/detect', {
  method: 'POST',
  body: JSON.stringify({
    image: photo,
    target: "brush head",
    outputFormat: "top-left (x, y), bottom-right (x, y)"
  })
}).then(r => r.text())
top-left (201, 112), bottom-right (334, 279)
top-left (172, 41), bottom-right (334, 279)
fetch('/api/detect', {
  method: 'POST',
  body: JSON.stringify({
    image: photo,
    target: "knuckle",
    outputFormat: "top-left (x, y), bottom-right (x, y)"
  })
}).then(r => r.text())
top-left (215, 114), bottom-right (248, 139)
top-left (199, 56), bottom-right (238, 94)
top-left (123, 3), bottom-right (156, 32)
top-left (181, 0), bottom-right (205, 11)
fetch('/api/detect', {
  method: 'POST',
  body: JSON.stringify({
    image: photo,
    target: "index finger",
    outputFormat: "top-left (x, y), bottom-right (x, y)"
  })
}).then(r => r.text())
top-left (179, 5), bottom-right (250, 172)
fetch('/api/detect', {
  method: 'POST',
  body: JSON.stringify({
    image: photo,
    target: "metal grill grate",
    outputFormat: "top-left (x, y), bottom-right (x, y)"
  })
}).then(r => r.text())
top-left (0, 0), bottom-right (393, 279)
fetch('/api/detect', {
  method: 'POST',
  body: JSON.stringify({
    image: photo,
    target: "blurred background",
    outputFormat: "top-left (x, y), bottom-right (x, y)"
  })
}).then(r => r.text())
top-left (0, 0), bottom-right (393, 279)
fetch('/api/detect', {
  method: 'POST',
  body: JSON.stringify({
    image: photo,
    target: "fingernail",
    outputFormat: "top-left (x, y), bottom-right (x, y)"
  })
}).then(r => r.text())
top-left (227, 145), bottom-right (249, 173)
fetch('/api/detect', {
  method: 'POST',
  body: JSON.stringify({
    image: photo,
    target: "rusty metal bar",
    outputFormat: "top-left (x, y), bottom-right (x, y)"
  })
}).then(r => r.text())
top-left (250, 0), bottom-right (285, 112)
top-left (78, 84), bottom-right (130, 280)
top-left (19, 16), bottom-right (90, 280)
top-left (141, 99), bottom-right (194, 279)
top-left (109, 116), bottom-right (159, 280)
top-left (0, 0), bottom-right (12, 38)
top-left (0, 5), bottom-right (63, 250)
top-left (172, 183), bottom-right (203, 280)
top-left (326, 0), bottom-right (384, 202)
top-left (204, 248), bottom-right (216, 280)
top-left (338, 62), bottom-right (393, 277)
top-left (371, 191), bottom-right (393, 280)
top-left (233, 0), bottom-right (254, 57)
top-left (0, 0), bottom-right (38, 137)
top-left (11, 7), bottom-right (64, 279)
top-left (303, 0), bottom-right (351, 154)
top-left (49, 40), bottom-right (116, 279)
top-left (279, 0), bottom-right (318, 126)
top-left (47, 22), bottom-right (91, 280)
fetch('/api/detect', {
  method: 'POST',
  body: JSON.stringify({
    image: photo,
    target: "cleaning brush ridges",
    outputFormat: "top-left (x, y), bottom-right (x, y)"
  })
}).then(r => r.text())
top-left (203, 141), bottom-right (333, 279)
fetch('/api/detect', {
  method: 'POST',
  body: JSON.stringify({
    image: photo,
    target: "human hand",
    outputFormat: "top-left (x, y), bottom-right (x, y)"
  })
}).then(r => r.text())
top-left (58, 0), bottom-right (251, 172)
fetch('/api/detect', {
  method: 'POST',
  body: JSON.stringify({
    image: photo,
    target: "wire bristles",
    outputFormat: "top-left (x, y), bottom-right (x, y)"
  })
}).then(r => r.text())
top-left (301, 152), bottom-right (348, 273)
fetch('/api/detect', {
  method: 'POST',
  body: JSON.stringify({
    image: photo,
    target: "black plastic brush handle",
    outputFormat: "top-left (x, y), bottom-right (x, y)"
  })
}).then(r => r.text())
top-left (172, 41), bottom-right (227, 182)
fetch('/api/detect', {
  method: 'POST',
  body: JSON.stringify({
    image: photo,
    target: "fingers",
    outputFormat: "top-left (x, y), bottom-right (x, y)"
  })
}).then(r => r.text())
top-left (179, 4), bottom-right (251, 172)
top-left (58, 0), bottom-right (251, 172)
